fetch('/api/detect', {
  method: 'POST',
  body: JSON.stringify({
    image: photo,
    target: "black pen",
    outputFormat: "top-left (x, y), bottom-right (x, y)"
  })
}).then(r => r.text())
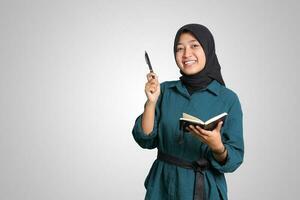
top-left (145, 51), bottom-right (155, 79)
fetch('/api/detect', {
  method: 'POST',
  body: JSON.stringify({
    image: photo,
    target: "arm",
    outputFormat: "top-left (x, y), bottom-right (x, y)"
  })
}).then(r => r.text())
top-left (207, 95), bottom-right (244, 173)
top-left (132, 73), bottom-right (161, 149)
top-left (187, 94), bottom-right (243, 172)
top-left (142, 73), bottom-right (160, 134)
top-left (142, 100), bottom-right (157, 135)
top-left (187, 121), bottom-right (228, 164)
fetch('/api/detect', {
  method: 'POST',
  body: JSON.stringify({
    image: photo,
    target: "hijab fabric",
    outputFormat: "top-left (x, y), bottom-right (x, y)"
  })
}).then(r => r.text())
top-left (174, 24), bottom-right (225, 94)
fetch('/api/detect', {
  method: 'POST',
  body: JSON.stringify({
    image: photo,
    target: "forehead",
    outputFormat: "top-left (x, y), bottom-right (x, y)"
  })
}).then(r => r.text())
top-left (177, 32), bottom-right (199, 45)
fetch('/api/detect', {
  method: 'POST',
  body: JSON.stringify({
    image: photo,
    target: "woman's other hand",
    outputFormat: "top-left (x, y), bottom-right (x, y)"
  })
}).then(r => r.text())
top-left (186, 122), bottom-right (224, 152)
top-left (186, 122), bottom-right (227, 162)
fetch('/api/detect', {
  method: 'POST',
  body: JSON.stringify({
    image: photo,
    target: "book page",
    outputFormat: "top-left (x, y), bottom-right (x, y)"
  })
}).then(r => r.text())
top-left (205, 113), bottom-right (227, 125)
top-left (182, 113), bottom-right (204, 124)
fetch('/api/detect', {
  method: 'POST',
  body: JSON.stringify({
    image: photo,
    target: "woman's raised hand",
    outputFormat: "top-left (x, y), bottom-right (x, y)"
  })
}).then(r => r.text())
top-left (145, 72), bottom-right (160, 104)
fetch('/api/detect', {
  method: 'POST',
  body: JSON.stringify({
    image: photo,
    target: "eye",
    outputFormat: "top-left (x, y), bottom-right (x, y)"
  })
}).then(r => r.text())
top-left (191, 44), bottom-right (200, 48)
top-left (176, 47), bottom-right (184, 52)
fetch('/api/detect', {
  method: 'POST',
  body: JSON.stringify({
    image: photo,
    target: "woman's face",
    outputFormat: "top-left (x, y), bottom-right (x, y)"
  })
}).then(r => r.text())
top-left (175, 32), bottom-right (206, 75)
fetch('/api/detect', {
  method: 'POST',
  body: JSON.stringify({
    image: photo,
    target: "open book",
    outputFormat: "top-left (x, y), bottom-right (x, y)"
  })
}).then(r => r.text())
top-left (179, 112), bottom-right (228, 131)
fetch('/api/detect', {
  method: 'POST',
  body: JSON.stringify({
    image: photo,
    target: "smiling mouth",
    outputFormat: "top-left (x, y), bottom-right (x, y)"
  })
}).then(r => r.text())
top-left (183, 60), bottom-right (196, 66)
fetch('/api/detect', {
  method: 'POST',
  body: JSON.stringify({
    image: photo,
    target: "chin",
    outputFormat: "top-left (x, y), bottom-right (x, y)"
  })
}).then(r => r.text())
top-left (182, 69), bottom-right (199, 75)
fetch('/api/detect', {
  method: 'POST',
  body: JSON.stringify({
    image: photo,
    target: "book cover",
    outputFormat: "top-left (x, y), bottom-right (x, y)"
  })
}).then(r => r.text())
top-left (179, 112), bottom-right (228, 131)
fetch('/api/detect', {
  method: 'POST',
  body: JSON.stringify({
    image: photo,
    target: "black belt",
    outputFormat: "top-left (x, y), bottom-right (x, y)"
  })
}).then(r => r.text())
top-left (157, 151), bottom-right (209, 200)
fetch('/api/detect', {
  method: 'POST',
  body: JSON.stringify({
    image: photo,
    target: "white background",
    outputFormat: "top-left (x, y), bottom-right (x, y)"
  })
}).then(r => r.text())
top-left (1, 0), bottom-right (299, 199)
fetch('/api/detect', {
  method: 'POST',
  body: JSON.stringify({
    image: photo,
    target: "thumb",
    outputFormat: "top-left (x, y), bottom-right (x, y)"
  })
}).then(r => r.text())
top-left (216, 121), bottom-right (223, 132)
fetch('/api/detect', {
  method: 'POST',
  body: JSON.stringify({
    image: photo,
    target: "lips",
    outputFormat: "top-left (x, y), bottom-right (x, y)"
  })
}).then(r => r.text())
top-left (183, 60), bottom-right (197, 66)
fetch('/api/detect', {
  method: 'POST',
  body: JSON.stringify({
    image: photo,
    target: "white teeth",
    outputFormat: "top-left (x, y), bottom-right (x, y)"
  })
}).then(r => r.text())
top-left (184, 60), bottom-right (196, 65)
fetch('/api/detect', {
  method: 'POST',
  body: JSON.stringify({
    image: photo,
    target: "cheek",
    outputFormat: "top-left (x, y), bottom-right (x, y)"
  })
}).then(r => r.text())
top-left (201, 56), bottom-right (206, 66)
top-left (175, 55), bottom-right (182, 66)
top-left (202, 50), bottom-right (206, 62)
top-left (198, 52), bottom-right (206, 66)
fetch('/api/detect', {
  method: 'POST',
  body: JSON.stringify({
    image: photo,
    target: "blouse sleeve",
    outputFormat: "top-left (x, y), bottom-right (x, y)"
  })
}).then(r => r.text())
top-left (207, 94), bottom-right (244, 173)
top-left (131, 85), bottom-right (163, 149)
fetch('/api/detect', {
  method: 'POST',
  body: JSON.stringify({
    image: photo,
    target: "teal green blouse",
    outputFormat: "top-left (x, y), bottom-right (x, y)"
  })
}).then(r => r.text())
top-left (132, 80), bottom-right (244, 200)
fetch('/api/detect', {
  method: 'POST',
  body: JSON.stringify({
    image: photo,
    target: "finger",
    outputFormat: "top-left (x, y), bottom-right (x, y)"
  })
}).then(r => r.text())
top-left (147, 72), bottom-right (157, 81)
top-left (149, 79), bottom-right (156, 85)
top-left (149, 87), bottom-right (156, 93)
top-left (188, 125), bottom-right (200, 135)
top-left (214, 121), bottom-right (223, 132)
top-left (149, 79), bottom-right (159, 89)
top-left (188, 128), bottom-right (206, 142)
top-left (146, 81), bottom-right (156, 87)
top-left (186, 126), bottom-right (195, 133)
top-left (145, 83), bottom-right (151, 90)
top-left (145, 85), bottom-right (150, 94)
top-left (146, 73), bottom-right (152, 81)
top-left (151, 73), bottom-right (157, 79)
top-left (145, 83), bottom-right (154, 92)
top-left (195, 126), bottom-right (211, 136)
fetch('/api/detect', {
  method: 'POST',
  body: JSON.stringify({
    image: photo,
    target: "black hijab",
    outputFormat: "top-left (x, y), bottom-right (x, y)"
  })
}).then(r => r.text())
top-left (174, 24), bottom-right (225, 94)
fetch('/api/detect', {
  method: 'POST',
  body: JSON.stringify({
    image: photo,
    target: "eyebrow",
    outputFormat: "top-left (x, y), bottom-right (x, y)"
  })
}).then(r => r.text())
top-left (177, 40), bottom-right (198, 45)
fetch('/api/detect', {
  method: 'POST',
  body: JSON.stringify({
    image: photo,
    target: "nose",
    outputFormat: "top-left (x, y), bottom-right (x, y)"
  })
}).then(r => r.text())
top-left (183, 47), bottom-right (192, 58)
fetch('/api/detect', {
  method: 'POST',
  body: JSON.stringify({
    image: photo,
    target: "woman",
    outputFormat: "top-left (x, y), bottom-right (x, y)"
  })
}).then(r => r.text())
top-left (132, 24), bottom-right (244, 200)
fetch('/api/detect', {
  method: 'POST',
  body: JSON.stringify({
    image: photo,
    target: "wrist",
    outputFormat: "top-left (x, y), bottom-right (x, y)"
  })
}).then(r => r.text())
top-left (212, 145), bottom-right (226, 155)
top-left (145, 100), bottom-right (156, 109)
